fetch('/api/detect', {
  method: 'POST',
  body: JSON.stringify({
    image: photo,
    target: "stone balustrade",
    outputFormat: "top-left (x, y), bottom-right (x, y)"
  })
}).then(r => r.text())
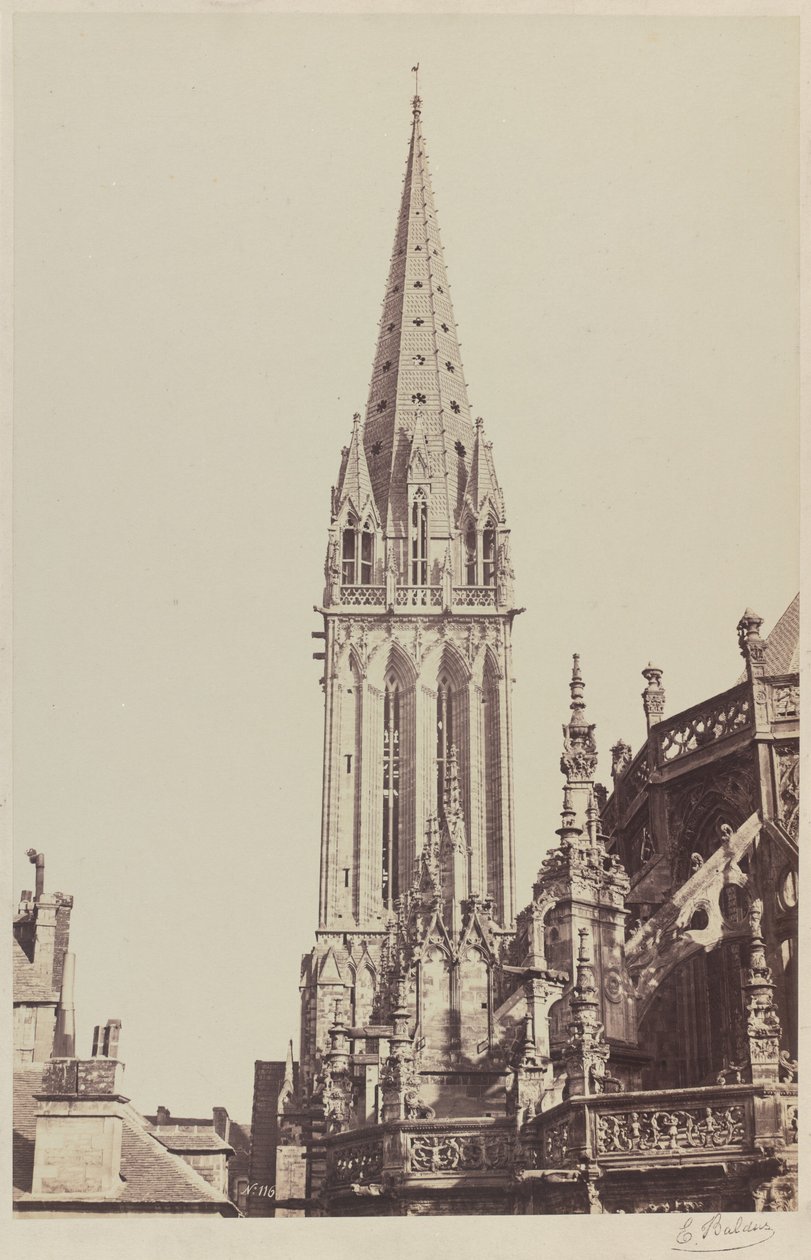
top-left (653, 683), bottom-right (752, 767)
top-left (332, 585), bottom-right (499, 611)
top-left (528, 1082), bottom-right (798, 1170)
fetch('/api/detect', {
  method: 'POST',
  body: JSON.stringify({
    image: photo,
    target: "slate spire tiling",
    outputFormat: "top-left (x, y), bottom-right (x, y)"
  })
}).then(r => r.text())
top-left (362, 95), bottom-right (476, 538)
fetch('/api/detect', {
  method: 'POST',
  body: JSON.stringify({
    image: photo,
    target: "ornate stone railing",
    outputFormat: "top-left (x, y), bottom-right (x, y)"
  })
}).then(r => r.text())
top-left (406, 1128), bottom-right (512, 1174)
top-left (395, 586), bottom-right (443, 608)
top-left (322, 1118), bottom-right (516, 1195)
top-left (337, 585), bottom-right (386, 607)
top-left (452, 586), bottom-right (497, 608)
top-left (653, 684), bottom-right (752, 767)
top-left (325, 1135), bottom-right (384, 1188)
top-left (594, 1102), bottom-right (746, 1155)
top-left (529, 1085), bottom-right (770, 1169)
top-left (332, 584), bottom-right (500, 612)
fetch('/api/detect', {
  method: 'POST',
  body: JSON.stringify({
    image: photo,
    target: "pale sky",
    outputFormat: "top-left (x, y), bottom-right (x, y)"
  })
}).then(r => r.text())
top-left (13, 14), bottom-right (798, 1121)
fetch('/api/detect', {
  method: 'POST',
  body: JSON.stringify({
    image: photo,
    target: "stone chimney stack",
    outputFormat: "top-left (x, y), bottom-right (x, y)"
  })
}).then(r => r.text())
top-left (27, 848), bottom-right (45, 900)
top-left (32, 1055), bottom-right (128, 1196)
top-left (52, 952), bottom-right (76, 1058)
top-left (212, 1106), bottom-right (231, 1144)
top-left (92, 1019), bottom-right (122, 1059)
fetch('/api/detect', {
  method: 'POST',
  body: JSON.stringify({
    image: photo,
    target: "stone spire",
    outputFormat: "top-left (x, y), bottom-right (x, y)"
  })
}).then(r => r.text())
top-left (562, 929), bottom-right (609, 1097)
top-left (361, 93), bottom-right (476, 536)
top-left (332, 412), bottom-right (378, 524)
top-left (463, 416), bottom-right (503, 521)
top-left (440, 744), bottom-right (469, 931)
top-left (560, 654), bottom-right (598, 832)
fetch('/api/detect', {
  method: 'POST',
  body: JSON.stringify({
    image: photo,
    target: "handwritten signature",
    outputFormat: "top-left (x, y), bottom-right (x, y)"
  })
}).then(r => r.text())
top-left (674, 1215), bottom-right (775, 1252)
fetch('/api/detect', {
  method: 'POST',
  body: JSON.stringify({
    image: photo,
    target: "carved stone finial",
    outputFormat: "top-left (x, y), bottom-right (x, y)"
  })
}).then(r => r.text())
top-left (610, 740), bottom-right (632, 779)
top-left (569, 654), bottom-right (585, 718)
top-left (444, 744), bottom-right (463, 820)
top-left (737, 608), bottom-right (764, 659)
top-left (561, 656), bottom-right (598, 784)
top-left (641, 663), bottom-right (666, 731)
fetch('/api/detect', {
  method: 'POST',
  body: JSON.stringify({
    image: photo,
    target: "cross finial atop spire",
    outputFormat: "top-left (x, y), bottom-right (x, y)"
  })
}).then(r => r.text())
top-left (411, 63), bottom-right (420, 113)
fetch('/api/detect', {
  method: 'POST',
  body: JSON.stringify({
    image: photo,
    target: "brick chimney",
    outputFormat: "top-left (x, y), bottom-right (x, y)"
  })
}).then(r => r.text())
top-left (32, 1049), bottom-right (127, 1197)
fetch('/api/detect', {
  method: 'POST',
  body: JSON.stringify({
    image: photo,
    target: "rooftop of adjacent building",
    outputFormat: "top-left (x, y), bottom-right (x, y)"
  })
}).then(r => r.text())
top-left (13, 1062), bottom-right (237, 1211)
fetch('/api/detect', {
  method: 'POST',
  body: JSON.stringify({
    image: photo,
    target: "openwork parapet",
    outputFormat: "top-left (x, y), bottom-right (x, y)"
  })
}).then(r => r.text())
top-left (596, 1104), bottom-right (746, 1155)
top-left (407, 1131), bottom-right (512, 1173)
top-left (329, 1139), bottom-right (384, 1187)
top-left (452, 586), bottom-right (497, 607)
top-left (655, 685), bottom-right (751, 766)
top-left (395, 586), bottom-right (443, 608)
top-left (338, 585), bottom-right (386, 607)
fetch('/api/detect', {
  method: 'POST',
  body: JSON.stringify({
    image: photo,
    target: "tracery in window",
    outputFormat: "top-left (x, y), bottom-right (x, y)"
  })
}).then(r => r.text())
top-left (411, 488), bottom-right (428, 585)
top-left (382, 675), bottom-right (401, 906)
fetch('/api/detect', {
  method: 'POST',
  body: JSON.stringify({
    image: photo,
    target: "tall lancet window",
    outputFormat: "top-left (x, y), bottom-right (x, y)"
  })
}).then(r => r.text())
top-left (436, 676), bottom-right (454, 819)
top-left (482, 518), bottom-right (497, 587)
top-left (465, 526), bottom-right (477, 586)
top-left (342, 519), bottom-right (357, 584)
top-left (411, 489), bottom-right (428, 585)
top-left (360, 521), bottom-right (374, 585)
top-left (382, 674), bottom-right (401, 906)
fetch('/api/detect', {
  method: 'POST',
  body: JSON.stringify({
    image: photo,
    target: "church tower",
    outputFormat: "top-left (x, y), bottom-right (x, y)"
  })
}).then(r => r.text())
top-left (300, 92), bottom-right (519, 1090)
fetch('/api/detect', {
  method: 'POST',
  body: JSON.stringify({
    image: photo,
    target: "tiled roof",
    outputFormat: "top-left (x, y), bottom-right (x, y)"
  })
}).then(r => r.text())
top-left (13, 1067), bottom-right (235, 1211)
top-left (151, 1126), bottom-right (234, 1154)
top-left (735, 594), bottom-right (800, 684)
top-left (763, 593), bottom-right (799, 675)
top-left (361, 96), bottom-right (482, 535)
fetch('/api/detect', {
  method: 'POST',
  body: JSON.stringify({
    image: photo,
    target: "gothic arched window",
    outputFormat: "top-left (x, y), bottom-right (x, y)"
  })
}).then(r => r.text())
top-left (411, 489), bottom-right (428, 585)
top-left (437, 675), bottom-right (454, 819)
top-left (360, 521), bottom-right (374, 585)
top-left (482, 518), bottom-right (497, 587)
top-left (382, 674), bottom-right (401, 906)
top-left (465, 526), bottom-right (477, 586)
top-left (342, 520), bottom-right (357, 585)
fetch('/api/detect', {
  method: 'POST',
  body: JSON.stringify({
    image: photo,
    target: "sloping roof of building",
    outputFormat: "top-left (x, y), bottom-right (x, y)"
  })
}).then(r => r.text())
top-left (13, 1066), bottom-right (236, 1211)
top-left (150, 1126), bottom-right (234, 1155)
top-left (762, 593), bottom-right (799, 674)
top-left (735, 594), bottom-right (800, 684)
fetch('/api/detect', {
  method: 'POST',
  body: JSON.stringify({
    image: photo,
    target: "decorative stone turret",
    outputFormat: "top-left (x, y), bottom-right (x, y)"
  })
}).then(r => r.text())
top-left (561, 930), bottom-right (609, 1097)
top-left (379, 976), bottom-right (433, 1122)
top-left (559, 654), bottom-right (599, 836)
top-left (641, 664), bottom-right (666, 732)
top-left (508, 1012), bottom-right (551, 1121)
top-left (321, 998), bottom-right (354, 1133)
top-left (737, 607), bottom-right (771, 735)
top-left (741, 899), bottom-right (782, 1087)
top-left (534, 662), bottom-right (638, 1071)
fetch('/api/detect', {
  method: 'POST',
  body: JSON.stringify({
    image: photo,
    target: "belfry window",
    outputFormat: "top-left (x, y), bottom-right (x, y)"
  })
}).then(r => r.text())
top-left (360, 522), bottom-right (374, 585)
top-left (482, 519), bottom-right (497, 587)
top-left (411, 489), bottom-right (428, 585)
top-left (382, 676), bottom-right (401, 906)
top-left (436, 677), bottom-right (454, 819)
top-left (342, 523), bottom-right (357, 584)
top-left (465, 527), bottom-right (477, 586)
